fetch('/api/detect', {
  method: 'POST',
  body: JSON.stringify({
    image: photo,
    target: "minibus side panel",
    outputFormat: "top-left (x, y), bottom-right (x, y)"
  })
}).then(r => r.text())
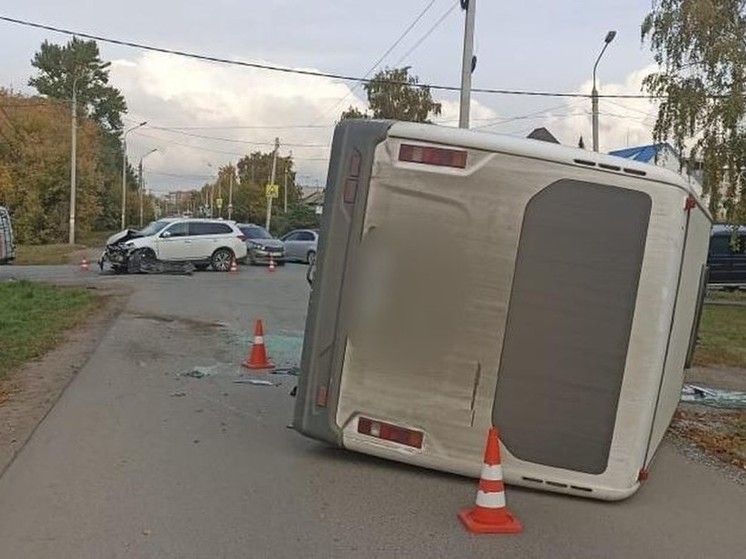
top-left (494, 180), bottom-right (652, 474)
top-left (293, 120), bottom-right (392, 444)
top-left (647, 206), bottom-right (712, 461)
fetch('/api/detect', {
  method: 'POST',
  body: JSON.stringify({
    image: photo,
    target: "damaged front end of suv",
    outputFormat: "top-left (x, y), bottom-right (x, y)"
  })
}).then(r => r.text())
top-left (100, 228), bottom-right (195, 275)
top-left (100, 229), bottom-right (143, 273)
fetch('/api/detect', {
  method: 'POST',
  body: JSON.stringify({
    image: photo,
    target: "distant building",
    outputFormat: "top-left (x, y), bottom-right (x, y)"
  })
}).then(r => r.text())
top-left (608, 143), bottom-right (683, 173)
top-left (608, 143), bottom-right (704, 197)
top-left (303, 188), bottom-right (325, 215)
top-left (527, 127), bottom-right (560, 144)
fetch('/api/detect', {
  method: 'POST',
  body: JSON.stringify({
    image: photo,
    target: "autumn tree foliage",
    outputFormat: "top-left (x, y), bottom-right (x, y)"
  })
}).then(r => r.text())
top-left (0, 91), bottom-right (110, 243)
top-left (0, 38), bottom-right (134, 243)
top-left (643, 0), bottom-right (746, 221)
top-left (341, 67), bottom-right (442, 123)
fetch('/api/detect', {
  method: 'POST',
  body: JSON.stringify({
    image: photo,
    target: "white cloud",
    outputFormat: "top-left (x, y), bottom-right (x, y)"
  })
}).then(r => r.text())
top-left (110, 52), bottom-right (365, 192)
top-left (433, 98), bottom-right (500, 127)
top-left (464, 65), bottom-right (661, 152)
top-left (110, 52), bottom-right (502, 193)
top-left (543, 65), bottom-right (660, 152)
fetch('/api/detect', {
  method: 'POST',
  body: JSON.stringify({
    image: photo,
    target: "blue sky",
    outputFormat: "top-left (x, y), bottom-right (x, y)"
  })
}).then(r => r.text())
top-left (0, 0), bottom-right (660, 191)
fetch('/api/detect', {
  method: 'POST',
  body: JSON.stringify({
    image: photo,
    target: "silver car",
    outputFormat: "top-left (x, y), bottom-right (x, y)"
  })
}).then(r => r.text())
top-left (238, 224), bottom-right (286, 266)
top-left (281, 229), bottom-right (318, 265)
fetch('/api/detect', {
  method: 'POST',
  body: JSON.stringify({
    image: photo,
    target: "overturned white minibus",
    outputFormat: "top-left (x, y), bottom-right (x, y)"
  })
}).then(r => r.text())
top-left (294, 120), bottom-right (711, 501)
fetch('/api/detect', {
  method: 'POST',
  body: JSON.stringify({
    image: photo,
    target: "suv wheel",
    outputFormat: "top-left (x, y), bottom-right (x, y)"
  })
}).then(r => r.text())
top-left (211, 248), bottom-right (234, 272)
top-left (127, 248), bottom-right (156, 274)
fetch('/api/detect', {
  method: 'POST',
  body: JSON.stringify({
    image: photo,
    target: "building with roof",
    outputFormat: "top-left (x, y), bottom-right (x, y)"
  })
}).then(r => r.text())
top-left (608, 143), bottom-right (704, 197)
top-left (302, 188), bottom-right (325, 215)
top-left (608, 143), bottom-right (683, 173)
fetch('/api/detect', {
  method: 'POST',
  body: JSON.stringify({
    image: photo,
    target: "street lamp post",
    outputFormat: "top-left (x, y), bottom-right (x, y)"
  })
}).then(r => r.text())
top-left (139, 148), bottom-right (157, 227)
top-left (591, 30), bottom-right (617, 152)
top-left (228, 166), bottom-right (234, 220)
top-left (121, 121), bottom-right (148, 229)
top-left (68, 75), bottom-right (78, 245)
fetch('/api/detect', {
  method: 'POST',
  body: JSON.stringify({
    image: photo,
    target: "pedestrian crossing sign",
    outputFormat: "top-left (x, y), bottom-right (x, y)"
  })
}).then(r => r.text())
top-left (265, 184), bottom-right (280, 199)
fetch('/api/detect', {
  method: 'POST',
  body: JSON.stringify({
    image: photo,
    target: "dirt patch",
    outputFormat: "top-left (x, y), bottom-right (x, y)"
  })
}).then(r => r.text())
top-left (127, 311), bottom-right (226, 331)
top-left (0, 286), bottom-right (128, 476)
top-left (671, 409), bottom-right (746, 468)
top-left (670, 365), bottom-right (746, 481)
top-left (685, 366), bottom-right (746, 391)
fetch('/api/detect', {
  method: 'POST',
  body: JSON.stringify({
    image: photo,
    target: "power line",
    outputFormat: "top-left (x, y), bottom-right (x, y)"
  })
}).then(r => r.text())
top-left (392, 1), bottom-right (459, 66)
top-left (0, 14), bottom-right (660, 99)
top-left (472, 100), bottom-right (584, 129)
top-left (133, 129), bottom-right (330, 161)
top-left (149, 126), bottom-right (330, 148)
top-left (316, 0), bottom-right (441, 121)
top-left (145, 170), bottom-right (214, 179)
top-left (142, 123), bottom-right (333, 130)
top-left (602, 98), bottom-right (659, 117)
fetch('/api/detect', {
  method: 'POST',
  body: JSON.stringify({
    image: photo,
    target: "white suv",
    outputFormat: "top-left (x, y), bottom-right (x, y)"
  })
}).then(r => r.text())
top-left (102, 218), bottom-right (248, 272)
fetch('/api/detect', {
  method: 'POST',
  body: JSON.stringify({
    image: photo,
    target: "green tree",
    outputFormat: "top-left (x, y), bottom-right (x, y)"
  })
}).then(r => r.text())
top-left (642, 0), bottom-right (746, 222)
top-left (340, 67), bottom-right (442, 123)
top-left (232, 151), bottom-right (302, 225)
top-left (0, 91), bottom-right (105, 243)
top-left (28, 38), bottom-right (132, 232)
top-left (340, 106), bottom-right (369, 120)
top-left (29, 37), bottom-right (127, 132)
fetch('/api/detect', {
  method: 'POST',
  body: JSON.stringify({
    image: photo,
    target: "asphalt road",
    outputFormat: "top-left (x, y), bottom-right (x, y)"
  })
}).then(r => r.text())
top-left (0, 264), bottom-right (744, 558)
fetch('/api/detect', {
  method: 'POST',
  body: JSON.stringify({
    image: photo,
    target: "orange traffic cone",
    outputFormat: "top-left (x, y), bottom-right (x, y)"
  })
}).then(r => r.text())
top-left (80, 257), bottom-right (90, 272)
top-left (268, 255), bottom-right (276, 272)
top-left (229, 257), bottom-right (239, 274)
top-left (242, 319), bottom-right (274, 370)
top-left (458, 427), bottom-right (522, 535)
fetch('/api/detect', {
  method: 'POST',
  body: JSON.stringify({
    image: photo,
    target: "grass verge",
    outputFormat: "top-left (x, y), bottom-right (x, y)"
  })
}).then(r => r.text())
top-left (77, 230), bottom-right (116, 247)
top-left (707, 289), bottom-right (746, 303)
top-left (13, 230), bottom-right (115, 265)
top-left (0, 281), bottom-right (97, 378)
top-left (13, 244), bottom-right (86, 266)
top-left (693, 303), bottom-right (746, 368)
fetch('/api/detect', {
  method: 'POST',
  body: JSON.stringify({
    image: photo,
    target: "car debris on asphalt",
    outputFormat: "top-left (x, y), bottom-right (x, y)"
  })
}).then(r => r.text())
top-left (271, 366), bottom-right (300, 376)
top-left (233, 379), bottom-right (279, 386)
top-left (681, 384), bottom-right (746, 409)
top-left (181, 366), bottom-right (217, 379)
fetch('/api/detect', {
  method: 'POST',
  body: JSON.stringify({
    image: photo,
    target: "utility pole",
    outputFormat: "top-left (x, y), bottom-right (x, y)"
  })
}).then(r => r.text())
top-left (122, 121), bottom-right (147, 229)
top-left (217, 173), bottom-right (222, 218)
top-left (68, 77), bottom-right (77, 244)
top-left (138, 148), bottom-right (157, 227)
top-left (266, 137), bottom-right (279, 231)
top-left (458, 0), bottom-right (477, 129)
top-left (228, 165), bottom-right (234, 220)
top-left (284, 150), bottom-right (291, 213)
top-left (138, 159), bottom-right (143, 227)
top-left (592, 31), bottom-right (617, 152)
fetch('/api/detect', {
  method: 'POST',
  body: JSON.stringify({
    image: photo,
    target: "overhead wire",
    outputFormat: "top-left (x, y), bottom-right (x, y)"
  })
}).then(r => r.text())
top-left (0, 14), bottom-right (661, 99)
top-left (140, 123), bottom-right (333, 131)
top-left (132, 129), bottom-right (330, 161)
top-left (602, 98), bottom-right (659, 118)
top-left (471, 100), bottom-right (585, 129)
top-left (314, 0), bottom-right (441, 122)
top-left (148, 126), bottom-right (330, 148)
top-left (392, 1), bottom-right (459, 66)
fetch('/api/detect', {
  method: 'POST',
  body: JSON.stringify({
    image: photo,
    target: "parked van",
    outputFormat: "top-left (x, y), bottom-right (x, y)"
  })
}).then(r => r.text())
top-left (707, 224), bottom-right (746, 287)
top-left (0, 206), bottom-right (15, 264)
